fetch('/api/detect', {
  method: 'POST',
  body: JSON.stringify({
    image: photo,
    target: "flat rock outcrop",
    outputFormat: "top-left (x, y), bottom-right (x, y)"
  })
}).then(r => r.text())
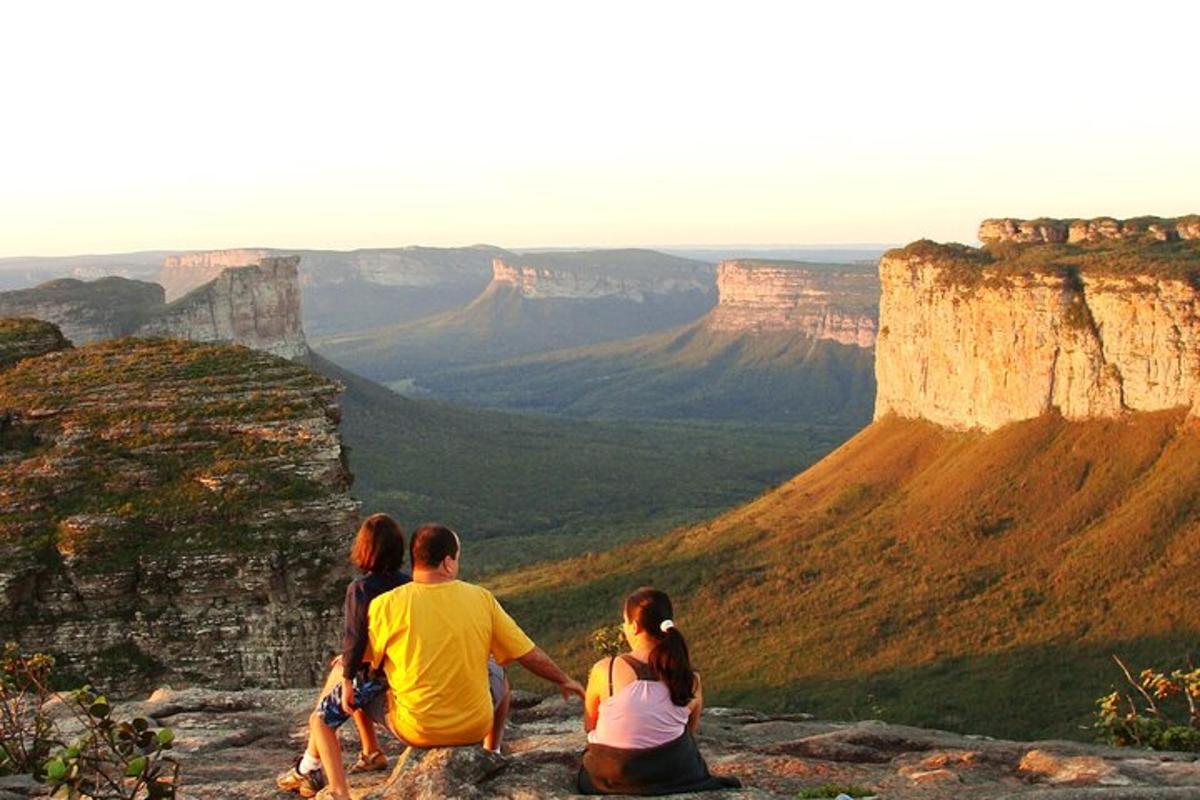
top-left (979, 216), bottom-right (1200, 245)
top-left (0, 276), bottom-right (165, 344)
top-left (491, 251), bottom-right (714, 301)
top-left (875, 226), bottom-right (1200, 430)
top-left (0, 258), bottom-right (309, 359)
top-left (160, 249), bottom-right (270, 301)
top-left (707, 260), bottom-right (879, 347)
top-left (0, 318), bottom-right (70, 369)
top-left (29, 687), bottom-right (1195, 800)
top-left (0, 338), bottom-right (357, 692)
top-left (140, 256), bottom-right (308, 359)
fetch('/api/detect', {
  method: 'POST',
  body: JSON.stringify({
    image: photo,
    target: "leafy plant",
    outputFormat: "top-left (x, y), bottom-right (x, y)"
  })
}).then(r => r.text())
top-left (42, 687), bottom-right (178, 800)
top-left (1094, 655), bottom-right (1200, 751)
top-left (0, 643), bottom-right (177, 798)
top-left (0, 643), bottom-right (57, 776)
top-left (589, 624), bottom-right (625, 659)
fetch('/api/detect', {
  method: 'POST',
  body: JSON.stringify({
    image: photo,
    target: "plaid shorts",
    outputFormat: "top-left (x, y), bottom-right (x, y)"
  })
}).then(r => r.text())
top-left (316, 672), bottom-right (389, 729)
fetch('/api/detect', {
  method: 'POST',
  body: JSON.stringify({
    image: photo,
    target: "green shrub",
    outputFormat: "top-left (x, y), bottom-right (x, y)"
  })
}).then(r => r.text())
top-left (0, 643), bottom-right (57, 776)
top-left (589, 624), bottom-right (625, 659)
top-left (1094, 655), bottom-right (1200, 751)
top-left (0, 643), bottom-right (177, 798)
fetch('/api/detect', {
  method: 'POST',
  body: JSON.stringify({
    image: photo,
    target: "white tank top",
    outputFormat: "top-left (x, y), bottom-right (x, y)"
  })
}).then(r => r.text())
top-left (588, 656), bottom-right (691, 749)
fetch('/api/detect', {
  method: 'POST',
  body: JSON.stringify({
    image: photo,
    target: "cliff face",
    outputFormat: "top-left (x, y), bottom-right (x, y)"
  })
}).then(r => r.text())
top-left (706, 260), bottom-right (879, 347)
top-left (0, 258), bottom-right (309, 360)
top-left (979, 215), bottom-right (1200, 245)
top-left (0, 277), bottom-right (165, 344)
top-left (0, 338), bottom-right (357, 691)
top-left (159, 249), bottom-right (269, 301)
top-left (491, 250), bottom-right (714, 300)
top-left (138, 256), bottom-right (308, 359)
top-left (0, 318), bottom-right (70, 368)
top-left (875, 221), bottom-right (1200, 430)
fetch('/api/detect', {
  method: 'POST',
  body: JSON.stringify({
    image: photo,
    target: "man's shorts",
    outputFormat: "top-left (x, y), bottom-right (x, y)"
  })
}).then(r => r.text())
top-left (317, 658), bottom-right (508, 730)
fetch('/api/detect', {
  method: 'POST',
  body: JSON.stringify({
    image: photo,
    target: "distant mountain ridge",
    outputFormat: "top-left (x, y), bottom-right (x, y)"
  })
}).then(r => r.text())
top-left (414, 259), bottom-right (879, 425)
top-left (316, 249), bottom-right (718, 384)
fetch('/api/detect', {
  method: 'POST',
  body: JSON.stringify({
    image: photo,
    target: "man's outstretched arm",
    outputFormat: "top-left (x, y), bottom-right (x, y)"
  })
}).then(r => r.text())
top-left (517, 647), bottom-right (585, 700)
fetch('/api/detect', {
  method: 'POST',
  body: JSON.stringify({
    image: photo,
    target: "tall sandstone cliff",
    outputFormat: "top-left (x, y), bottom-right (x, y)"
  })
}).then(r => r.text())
top-left (159, 248), bottom-right (269, 301)
top-left (139, 256), bottom-right (307, 359)
top-left (490, 250), bottom-right (714, 300)
top-left (875, 217), bottom-right (1200, 430)
top-left (0, 331), bottom-right (357, 691)
top-left (707, 260), bottom-right (878, 347)
top-left (0, 257), bottom-right (308, 359)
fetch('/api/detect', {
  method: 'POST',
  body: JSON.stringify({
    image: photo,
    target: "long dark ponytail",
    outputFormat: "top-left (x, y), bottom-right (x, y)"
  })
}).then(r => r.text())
top-left (625, 587), bottom-right (694, 707)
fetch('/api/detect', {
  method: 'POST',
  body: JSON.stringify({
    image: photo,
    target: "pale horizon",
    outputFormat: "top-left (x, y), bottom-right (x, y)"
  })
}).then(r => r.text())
top-left (2, 0), bottom-right (1197, 258)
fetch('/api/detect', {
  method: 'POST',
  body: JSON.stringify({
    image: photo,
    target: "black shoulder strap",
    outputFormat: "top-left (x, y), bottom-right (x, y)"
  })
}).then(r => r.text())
top-left (618, 654), bottom-right (657, 681)
top-left (607, 656), bottom-right (616, 697)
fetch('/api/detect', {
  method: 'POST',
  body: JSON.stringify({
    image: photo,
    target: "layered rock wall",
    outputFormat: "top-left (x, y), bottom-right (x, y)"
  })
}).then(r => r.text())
top-left (138, 256), bottom-right (308, 359)
top-left (491, 252), bottom-right (714, 301)
top-left (874, 240), bottom-right (1200, 430)
top-left (0, 339), bottom-right (357, 691)
top-left (159, 249), bottom-right (269, 301)
top-left (979, 215), bottom-right (1200, 245)
top-left (0, 277), bottom-right (164, 344)
top-left (707, 260), bottom-right (879, 347)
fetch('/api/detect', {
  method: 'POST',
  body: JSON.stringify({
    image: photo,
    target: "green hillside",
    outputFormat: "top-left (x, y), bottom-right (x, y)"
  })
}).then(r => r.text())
top-left (489, 411), bottom-right (1200, 740)
top-left (304, 353), bottom-right (856, 574)
top-left (418, 319), bottom-right (877, 426)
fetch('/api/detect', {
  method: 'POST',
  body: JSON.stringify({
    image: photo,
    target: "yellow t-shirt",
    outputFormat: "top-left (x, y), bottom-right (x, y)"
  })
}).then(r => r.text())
top-left (366, 580), bottom-right (535, 746)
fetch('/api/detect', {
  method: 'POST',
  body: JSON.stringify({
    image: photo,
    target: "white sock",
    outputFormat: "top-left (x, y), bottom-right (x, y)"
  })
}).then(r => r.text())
top-left (299, 753), bottom-right (321, 774)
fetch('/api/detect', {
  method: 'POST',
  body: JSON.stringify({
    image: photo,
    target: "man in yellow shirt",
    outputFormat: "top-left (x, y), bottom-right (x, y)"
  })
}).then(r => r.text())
top-left (309, 524), bottom-right (584, 800)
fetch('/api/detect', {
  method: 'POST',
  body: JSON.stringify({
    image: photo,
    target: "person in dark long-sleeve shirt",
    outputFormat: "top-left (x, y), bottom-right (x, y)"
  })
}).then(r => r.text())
top-left (276, 514), bottom-right (410, 797)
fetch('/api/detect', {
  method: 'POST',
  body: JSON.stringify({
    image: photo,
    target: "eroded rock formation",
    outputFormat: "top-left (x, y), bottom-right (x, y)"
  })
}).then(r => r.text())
top-left (0, 338), bottom-right (357, 692)
top-left (979, 216), bottom-right (1200, 245)
top-left (61, 687), bottom-right (1200, 800)
top-left (490, 251), bottom-right (714, 301)
top-left (139, 257), bottom-right (308, 359)
top-left (0, 318), bottom-right (70, 369)
top-left (0, 258), bottom-right (309, 359)
top-left (0, 277), bottom-right (165, 344)
top-left (707, 260), bottom-right (879, 347)
top-left (159, 249), bottom-right (270, 301)
top-left (875, 230), bottom-right (1200, 430)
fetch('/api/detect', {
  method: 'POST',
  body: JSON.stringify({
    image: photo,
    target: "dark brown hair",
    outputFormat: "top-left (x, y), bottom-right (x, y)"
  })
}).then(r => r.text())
top-left (625, 587), bottom-right (694, 706)
top-left (350, 513), bottom-right (406, 574)
top-left (410, 523), bottom-right (460, 569)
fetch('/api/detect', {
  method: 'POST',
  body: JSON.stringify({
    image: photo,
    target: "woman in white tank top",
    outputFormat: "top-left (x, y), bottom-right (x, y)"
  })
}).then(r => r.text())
top-left (583, 588), bottom-right (703, 748)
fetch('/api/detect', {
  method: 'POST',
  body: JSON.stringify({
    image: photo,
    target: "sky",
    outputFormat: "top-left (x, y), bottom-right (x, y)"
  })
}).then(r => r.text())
top-left (2, 0), bottom-right (1198, 257)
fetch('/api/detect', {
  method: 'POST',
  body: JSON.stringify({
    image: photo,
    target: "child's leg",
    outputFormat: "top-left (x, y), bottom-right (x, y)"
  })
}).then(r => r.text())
top-left (352, 707), bottom-right (383, 756)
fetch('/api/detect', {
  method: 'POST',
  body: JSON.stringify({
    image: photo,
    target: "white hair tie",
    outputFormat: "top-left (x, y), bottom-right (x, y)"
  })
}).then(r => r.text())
top-left (660, 619), bottom-right (675, 633)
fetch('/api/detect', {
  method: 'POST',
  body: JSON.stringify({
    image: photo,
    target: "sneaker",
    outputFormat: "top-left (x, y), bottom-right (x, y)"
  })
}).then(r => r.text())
top-left (276, 758), bottom-right (327, 798)
top-left (350, 750), bottom-right (387, 773)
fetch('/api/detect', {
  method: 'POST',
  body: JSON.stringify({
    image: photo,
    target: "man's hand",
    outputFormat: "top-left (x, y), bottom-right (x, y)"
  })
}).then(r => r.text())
top-left (340, 678), bottom-right (356, 716)
top-left (558, 677), bottom-right (585, 702)
top-left (516, 647), bottom-right (585, 703)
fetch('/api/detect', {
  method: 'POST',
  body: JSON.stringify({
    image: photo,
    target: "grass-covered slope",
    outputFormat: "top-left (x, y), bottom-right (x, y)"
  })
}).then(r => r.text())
top-left (305, 353), bottom-right (854, 574)
top-left (418, 319), bottom-right (877, 426)
top-left (490, 411), bottom-right (1200, 740)
top-left (0, 339), bottom-right (347, 570)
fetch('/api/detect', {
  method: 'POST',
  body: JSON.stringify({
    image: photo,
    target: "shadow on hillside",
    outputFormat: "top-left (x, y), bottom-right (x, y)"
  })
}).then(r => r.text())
top-left (719, 633), bottom-right (1200, 742)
